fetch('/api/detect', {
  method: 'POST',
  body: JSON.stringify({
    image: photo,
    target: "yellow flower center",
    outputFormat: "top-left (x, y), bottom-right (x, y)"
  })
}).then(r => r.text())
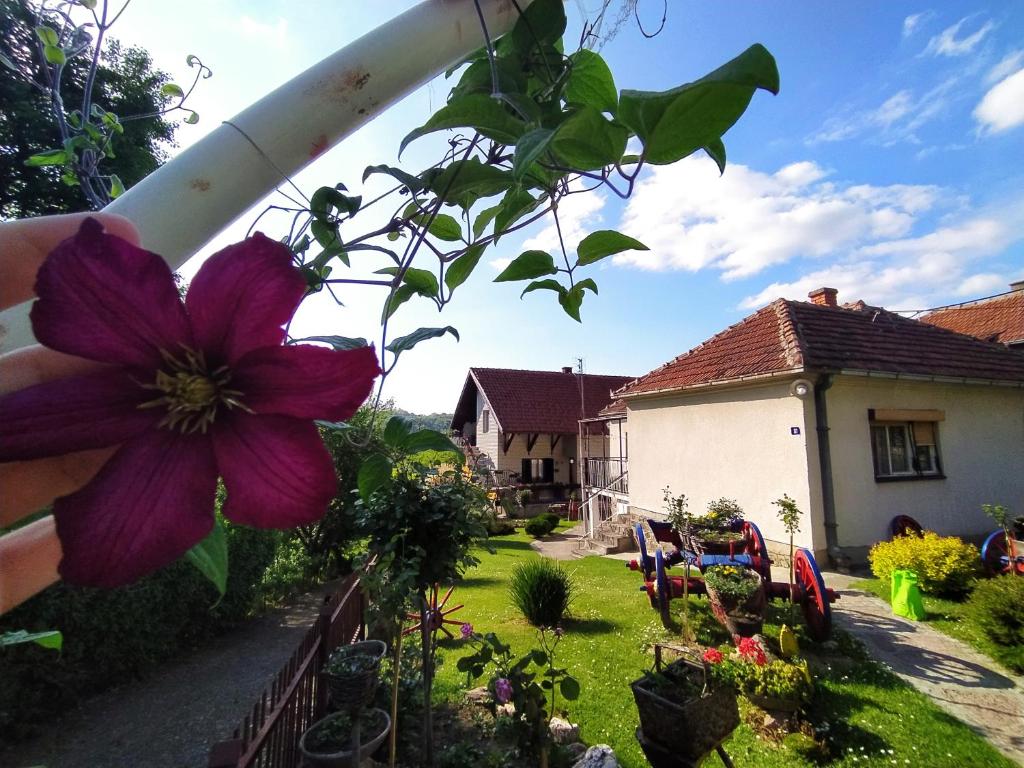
top-left (140, 347), bottom-right (250, 433)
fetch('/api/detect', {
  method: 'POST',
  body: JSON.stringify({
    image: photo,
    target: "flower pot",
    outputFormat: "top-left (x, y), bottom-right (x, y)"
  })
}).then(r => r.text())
top-left (706, 581), bottom-right (766, 638)
top-left (321, 640), bottom-right (387, 712)
top-left (630, 655), bottom-right (739, 763)
top-left (299, 708), bottom-right (391, 768)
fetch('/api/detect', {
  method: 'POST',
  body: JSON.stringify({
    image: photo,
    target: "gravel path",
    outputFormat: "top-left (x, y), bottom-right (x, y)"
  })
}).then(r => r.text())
top-left (0, 588), bottom-right (329, 768)
top-left (821, 571), bottom-right (1024, 766)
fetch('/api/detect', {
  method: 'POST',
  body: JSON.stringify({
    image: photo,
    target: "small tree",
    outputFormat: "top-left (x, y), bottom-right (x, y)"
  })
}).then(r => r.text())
top-left (773, 494), bottom-right (802, 620)
top-left (663, 486), bottom-right (692, 638)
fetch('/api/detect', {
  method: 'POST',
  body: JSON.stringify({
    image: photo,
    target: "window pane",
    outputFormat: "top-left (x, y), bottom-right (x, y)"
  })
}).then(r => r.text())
top-left (871, 426), bottom-right (890, 476)
top-left (915, 444), bottom-right (937, 473)
top-left (889, 426), bottom-right (910, 473)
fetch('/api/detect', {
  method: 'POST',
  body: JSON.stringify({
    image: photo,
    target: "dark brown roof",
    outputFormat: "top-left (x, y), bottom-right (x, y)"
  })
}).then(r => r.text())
top-left (619, 299), bottom-right (1024, 398)
top-left (451, 368), bottom-right (633, 434)
top-left (921, 290), bottom-right (1024, 346)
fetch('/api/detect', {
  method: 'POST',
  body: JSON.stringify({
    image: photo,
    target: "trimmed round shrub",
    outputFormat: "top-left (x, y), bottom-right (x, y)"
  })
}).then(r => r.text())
top-left (966, 575), bottom-right (1024, 672)
top-left (541, 511), bottom-right (561, 528)
top-left (525, 516), bottom-right (556, 538)
top-left (868, 531), bottom-right (978, 596)
top-left (508, 559), bottom-right (574, 627)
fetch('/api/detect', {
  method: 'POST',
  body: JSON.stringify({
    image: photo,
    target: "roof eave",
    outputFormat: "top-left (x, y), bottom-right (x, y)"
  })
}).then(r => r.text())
top-left (619, 367), bottom-right (808, 400)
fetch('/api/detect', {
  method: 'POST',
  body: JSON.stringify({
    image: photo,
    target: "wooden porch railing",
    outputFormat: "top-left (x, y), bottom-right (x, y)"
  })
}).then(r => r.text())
top-left (208, 572), bottom-right (367, 768)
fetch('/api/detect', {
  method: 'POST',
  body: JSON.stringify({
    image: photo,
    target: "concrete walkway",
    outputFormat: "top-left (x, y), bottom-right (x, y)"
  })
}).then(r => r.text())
top-left (820, 572), bottom-right (1024, 766)
top-left (530, 523), bottom-right (585, 560)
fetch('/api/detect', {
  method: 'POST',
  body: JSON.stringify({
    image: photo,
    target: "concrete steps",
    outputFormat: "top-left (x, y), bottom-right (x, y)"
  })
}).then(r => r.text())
top-left (573, 516), bottom-right (638, 558)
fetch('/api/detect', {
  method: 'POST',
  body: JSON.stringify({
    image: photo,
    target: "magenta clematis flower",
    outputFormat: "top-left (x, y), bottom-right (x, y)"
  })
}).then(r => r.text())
top-left (494, 678), bottom-right (513, 704)
top-left (460, 622), bottom-right (474, 639)
top-left (0, 219), bottom-right (380, 588)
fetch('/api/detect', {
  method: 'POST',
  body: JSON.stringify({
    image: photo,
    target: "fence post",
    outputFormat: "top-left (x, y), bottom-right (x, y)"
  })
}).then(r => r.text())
top-left (314, 600), bottom-right (333, 720)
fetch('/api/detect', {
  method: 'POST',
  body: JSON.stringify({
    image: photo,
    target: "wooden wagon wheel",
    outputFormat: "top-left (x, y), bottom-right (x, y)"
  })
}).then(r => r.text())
top-left (794, 548), bottom-right (832, 642)
top-left (890, 515), bottom-right (923, 540)
top-left (742, 520), bottom-right (773, 581)
top-left (635, 523), bottom-right (655, 581)
top-left (655, 549), bottom-right (673, 629)
top-left (981, 530), bottom-right (1023, 577)
top-left (402, 584), bottom-right (465, 639)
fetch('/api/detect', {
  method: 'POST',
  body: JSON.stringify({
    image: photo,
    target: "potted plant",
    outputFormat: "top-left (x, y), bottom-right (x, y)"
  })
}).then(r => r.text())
top-left (321, 639), bottom-right (387, 712)
top-left (299, 708), bottom-right (392, 767)
top-left (631, 645), bottom-right (739, 763)
top-left (688, 498), bottom-right (744, 553)
top-left (705, 639), bottom-right (813, 714)
top-left (703, 565), bottom-right (766, 637)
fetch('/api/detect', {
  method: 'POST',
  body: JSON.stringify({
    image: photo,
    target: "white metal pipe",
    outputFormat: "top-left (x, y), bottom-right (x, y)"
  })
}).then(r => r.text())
top-left (1, 0), bottom-right (528, 353)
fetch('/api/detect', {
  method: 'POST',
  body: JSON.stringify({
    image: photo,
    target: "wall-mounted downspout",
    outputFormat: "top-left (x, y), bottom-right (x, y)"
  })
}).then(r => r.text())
top-left (814, 373), bottom-right (846, 568)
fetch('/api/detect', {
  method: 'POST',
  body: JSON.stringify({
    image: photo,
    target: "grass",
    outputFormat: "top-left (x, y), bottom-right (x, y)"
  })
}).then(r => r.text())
top-left (430, 523), bottom-right (1014, 767)
top-left (850, 576), bottom-right (1022, 674)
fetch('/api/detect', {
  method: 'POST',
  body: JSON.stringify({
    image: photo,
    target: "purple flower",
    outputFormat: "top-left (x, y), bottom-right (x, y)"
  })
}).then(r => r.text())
top-left (0, 219), bottom-right (380, 588)
top-left (494, 678), bottom-right (513, 704)
top-left (554, 626), bottom-right (564, 638)
top-left (460, 622), bottom-right (474, 639)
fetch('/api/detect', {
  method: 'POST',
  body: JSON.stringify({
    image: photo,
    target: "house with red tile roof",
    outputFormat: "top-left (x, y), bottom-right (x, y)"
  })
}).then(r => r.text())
top-left (921, 281), bottom-right (1024, 350)
top-left (613, 287), bottom-right (1024, 564)
top-left (450, 367), bottom-right (632, 500)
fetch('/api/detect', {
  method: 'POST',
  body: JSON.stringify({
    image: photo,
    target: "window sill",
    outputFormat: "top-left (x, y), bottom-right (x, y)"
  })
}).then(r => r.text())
top-left (874, 474), bottom-right (946, 484)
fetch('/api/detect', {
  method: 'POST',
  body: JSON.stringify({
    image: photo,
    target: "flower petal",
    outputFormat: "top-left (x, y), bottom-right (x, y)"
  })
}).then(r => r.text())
top-left (232, 344), bottom-right (379, 421)
top-left (186, 234), bottom-right (306, 365)
top-left (0, 370), bottom-right (157, 461)
top-left (30, 218), bottom-right (191, 368)
top-left (214, 413), bottom-right (335, 528)
top-left (53, 429), bottom-right (217, 588)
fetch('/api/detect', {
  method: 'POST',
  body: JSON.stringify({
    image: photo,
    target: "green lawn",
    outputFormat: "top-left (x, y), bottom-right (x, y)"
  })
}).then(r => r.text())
top-left (431, 524), bottom-right (1014, 768)
top-left (850, 577), bottom-right (1021, 674)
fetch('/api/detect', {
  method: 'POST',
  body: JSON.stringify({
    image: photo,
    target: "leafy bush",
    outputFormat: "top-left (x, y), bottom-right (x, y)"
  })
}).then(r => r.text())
top-left (868, 531), bottom-right (978, 596)
top-left (704, 565), bottom-right (760, 602)
top-left (966, 576), bottom-right (1024, 671)
top-left (508, 560), bottom-right (573, 627)
top-left (525, 516), bottom-right (557, 538)
top-left (540, 511), bottom-right (561, 528)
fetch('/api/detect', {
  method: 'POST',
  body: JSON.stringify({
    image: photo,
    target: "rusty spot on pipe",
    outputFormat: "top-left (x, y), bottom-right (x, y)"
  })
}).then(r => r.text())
top-left (190, 178), bottom-right (212, 192)
top-left (309, 134), bottom-right (329, 159)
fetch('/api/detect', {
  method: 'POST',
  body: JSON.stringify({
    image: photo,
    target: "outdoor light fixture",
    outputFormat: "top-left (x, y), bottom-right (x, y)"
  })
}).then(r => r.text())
top-left (790, 379), bottom-right (813, 398)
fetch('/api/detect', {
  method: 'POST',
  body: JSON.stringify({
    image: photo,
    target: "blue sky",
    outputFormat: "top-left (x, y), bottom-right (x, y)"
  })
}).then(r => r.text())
top-left (109, 1), bottom-right (1024, 412)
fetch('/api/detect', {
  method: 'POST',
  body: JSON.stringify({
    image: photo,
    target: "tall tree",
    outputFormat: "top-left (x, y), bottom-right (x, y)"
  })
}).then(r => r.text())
top-left (0, 0), bottom-right (176, 217)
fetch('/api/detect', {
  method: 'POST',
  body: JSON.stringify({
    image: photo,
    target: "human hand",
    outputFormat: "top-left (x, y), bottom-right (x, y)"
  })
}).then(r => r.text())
top-left (0, 212), bottom-right (139, 614)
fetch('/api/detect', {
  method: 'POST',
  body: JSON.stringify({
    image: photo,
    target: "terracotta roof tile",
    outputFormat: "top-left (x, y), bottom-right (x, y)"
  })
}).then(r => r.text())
top-left (619, 299), bottom-right (1024, 398)
top-left (921, 290), bottom-right (1024, 346)
top-left (452, 368), bottom-right (633, 434)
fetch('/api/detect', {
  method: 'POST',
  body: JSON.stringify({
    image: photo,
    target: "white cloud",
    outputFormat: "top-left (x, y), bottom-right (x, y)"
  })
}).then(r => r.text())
top-left (902, 11), bottom-right (932, 38)
top-left (872, 91), bottom-right (913, 127)
top-left (974, 68), bottom-right (1024, 134)
top-left (614, 157), bottom-right (941, 280)
top-left (489, 256), bottom-right (513, 271)
top-left (923, 17), bottom-right (995, 57)
top-left (955, 273), bottom-right (1006, 296)
top-left (239, 16), bottom-right (290, 48)
top-left (987, 50), bottom-right (1024, 84)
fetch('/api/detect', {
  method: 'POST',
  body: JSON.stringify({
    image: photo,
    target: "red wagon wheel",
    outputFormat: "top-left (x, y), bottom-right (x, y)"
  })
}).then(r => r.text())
top-left (743, 520), bottom-right (773, 581)
top-left (655, 549), bottom-right (673, 629)
top-left (403, 583), bottom-right (465, 639)
top-left (981, 530), bottom-right (1023, 577)
top-left (794, 548), bottom-right (832, 642)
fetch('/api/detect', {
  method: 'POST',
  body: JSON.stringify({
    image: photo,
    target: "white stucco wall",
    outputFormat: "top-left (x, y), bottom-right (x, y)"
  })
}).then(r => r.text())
top-left (625, 380), bottom-right (824, 552)
top-left (825, 376), bottom-right (1024, 549)
top-left (475, 390), bottom-right (499, 468)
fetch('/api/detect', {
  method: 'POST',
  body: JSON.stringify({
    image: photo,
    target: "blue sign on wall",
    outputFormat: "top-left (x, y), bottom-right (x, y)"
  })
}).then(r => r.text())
top-left (791, 427), bottom-right (801, 435)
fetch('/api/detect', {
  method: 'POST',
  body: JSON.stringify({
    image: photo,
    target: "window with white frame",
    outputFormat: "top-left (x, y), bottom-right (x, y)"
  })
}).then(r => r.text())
top-left (869, 409), bottom-right (943, 480)
top-left (481, 409), bottom-right (489, 433)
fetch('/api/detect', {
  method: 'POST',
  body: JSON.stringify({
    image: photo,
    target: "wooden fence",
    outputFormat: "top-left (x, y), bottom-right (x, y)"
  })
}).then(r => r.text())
top-left (208, 572), bottom-right (367, 768)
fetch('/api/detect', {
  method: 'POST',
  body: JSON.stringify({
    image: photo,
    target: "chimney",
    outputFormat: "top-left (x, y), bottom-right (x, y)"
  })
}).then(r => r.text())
top-left (808, 287), bottom-right (838, 307)
top-left (1010, 280), bottom-right (1024, 293)
top-left (562, 366), bottom-right (574, 374)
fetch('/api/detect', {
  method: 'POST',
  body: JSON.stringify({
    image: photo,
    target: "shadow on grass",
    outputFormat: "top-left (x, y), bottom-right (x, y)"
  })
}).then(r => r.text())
top-left (486, 538), bottom-right (534, 553)
top-left (562, 616), bottom-right (618, 636)
top-left (457, 576), bottom-right (503, 589)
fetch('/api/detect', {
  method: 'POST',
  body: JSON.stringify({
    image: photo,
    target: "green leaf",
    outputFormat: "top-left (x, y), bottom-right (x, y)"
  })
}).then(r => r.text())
top-left (531, 649), bottom-right (548, 665)
top-left (704, 138), bottom-right (727, 174)
top-left (362, 164), bottom-right (426, 193)
top-left (0, 52), bottom-right (18, 71)
top-left (520, 278), bottom-right (564, 298)
top-left (576, 277), bottom-right (599, 295)
top-left (403, 429), bottom-right (464, 459)
top-left (494, 190), bottom-right (541, 241)
top-left (161, 83), bottom-right (184, 99)
top-left (310, 219), bottom-right (340, 249)
top-left (311, 186), bottom-right (361, 219)
top-left (450, 56), bottom-right (527, 100)
top-left (184, 111), bottom-right (200, 125)
top-left (428, 157), bottom-right (513, 210)
top-left (472, 205), bottom-right (501, 239)
top-left (383, 416), bottom-right (415, 448)
top-left (43, 45), bottom-right (65, 66)
top-left (618, 44), bottom-right (779, 165)
top-left (292, 335), bottom-right (369, 350)
top-left (576, 230), bottom-right (648, 266)
top-left (0, 629), bottom-right (63, 651)
top-left (445, 244), bottom-right (485, 292)
top-left (503, 0), bottom-right (566, 54)
top-left (550, 107), bottom-right (628, 171)
top-left (24, 149), bottom-right (68, 167)
top-left (382, 284), bottom-right (417, 321)
top-left (358, 453), bottom-right (394, 501)
top-left (185, 517), bottom-right (228, 599)
top-left (35, 26), bottom-right (58, 46)
top-left (399, 94), bottom-right (527, 157)
top-left (558, 284), bottom-right (585, 322)
top-left (421, 213), bottom-right (463, 242)
top-left (512, 129), bottom-right (554, 181)
top-left (402, 267), bottom-right (439, 298)
top-left (494, 250), bottom-right (558, 282)
top-left (108, 174), bottom-right (125, 199)
top-left (566, 50), bottom-right (617, 113)
top-left (559, 676), bottom-right (580, 700)
top-left (78, 0), bottom-right (97, 8)
top-left (385, 326), bottom-right (459, 358)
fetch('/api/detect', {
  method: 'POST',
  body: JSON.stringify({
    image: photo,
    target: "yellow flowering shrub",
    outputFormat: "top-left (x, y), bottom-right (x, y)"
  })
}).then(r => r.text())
top-left (868, 531), bottom-right (978, 596)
